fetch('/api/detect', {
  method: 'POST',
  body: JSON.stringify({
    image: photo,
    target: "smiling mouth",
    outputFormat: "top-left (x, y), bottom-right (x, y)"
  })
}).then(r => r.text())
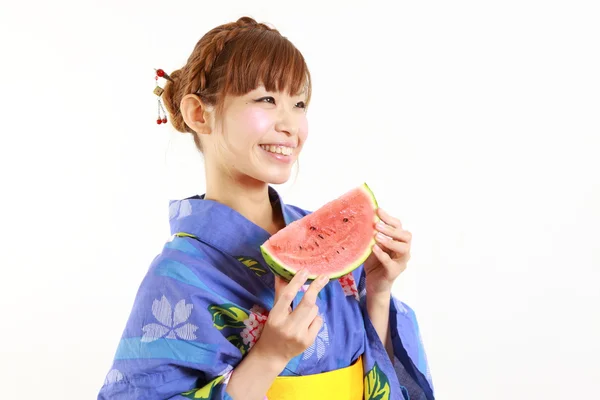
top-left (259, 144), bottom-right (294, 156)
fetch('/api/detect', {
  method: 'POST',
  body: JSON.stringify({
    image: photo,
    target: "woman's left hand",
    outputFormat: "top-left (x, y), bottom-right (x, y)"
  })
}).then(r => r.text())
top-left (363, 208), bottom-right (412, 295)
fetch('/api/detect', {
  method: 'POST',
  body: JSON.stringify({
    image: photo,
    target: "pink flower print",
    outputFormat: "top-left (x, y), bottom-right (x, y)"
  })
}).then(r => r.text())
top-left (241, 305), bottom-right (268, 349)
top-left (339, 273), bottom-right (359, 300)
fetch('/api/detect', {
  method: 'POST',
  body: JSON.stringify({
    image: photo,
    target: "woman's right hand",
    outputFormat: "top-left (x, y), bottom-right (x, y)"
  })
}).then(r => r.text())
top-left (253, 269), bottom-right (329, 370)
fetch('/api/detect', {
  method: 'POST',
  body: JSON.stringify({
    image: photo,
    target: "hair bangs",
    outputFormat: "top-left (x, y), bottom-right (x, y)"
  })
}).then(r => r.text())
top-left (222, 30), bottom-right (312, 106)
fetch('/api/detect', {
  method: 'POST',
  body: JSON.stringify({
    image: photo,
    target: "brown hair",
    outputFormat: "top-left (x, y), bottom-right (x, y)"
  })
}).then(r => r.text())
top-left (162, 16), bottom-right (312, 152)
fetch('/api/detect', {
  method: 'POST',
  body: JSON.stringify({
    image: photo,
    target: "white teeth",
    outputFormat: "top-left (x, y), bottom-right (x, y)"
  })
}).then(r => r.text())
top-left (261, 145), bottom-right (293, 156)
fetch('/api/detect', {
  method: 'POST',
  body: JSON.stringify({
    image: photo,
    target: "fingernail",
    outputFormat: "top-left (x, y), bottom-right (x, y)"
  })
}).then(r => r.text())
top-left (319, 275), bottom-right (329, 284)
top-left (376, 222), bottom-right (386, 230)
top-left (376, 232), bottom-right (387, 241)
top-left (300, 269), bottom-right (309, 278)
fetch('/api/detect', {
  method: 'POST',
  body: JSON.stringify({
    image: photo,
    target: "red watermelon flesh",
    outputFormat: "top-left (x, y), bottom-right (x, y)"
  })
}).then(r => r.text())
top-left (260, 183), bottom-right (379, 281)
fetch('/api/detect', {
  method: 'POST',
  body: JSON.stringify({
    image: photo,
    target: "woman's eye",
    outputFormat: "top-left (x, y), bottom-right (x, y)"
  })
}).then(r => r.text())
top-left (258, 97), bottom-right (276, 104)
top-left (255, 97), bottom-right (304, 109)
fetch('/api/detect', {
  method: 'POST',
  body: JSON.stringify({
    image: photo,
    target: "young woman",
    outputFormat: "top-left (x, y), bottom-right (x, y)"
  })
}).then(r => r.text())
top-left (98, 16), bottom-right (434, 400)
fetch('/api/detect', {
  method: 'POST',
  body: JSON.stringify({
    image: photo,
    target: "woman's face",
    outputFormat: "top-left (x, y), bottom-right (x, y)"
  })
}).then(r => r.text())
top-left (207, 84), bottom-right (309, 185)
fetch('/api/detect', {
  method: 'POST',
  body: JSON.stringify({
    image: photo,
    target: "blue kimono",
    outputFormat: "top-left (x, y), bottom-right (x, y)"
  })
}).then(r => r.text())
top-left (98, 187), bottom-right (434, 400)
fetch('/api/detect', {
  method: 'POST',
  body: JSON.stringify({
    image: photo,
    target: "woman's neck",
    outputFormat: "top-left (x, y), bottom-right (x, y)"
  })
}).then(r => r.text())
top-left (204, 173), bottom-right (285, 236)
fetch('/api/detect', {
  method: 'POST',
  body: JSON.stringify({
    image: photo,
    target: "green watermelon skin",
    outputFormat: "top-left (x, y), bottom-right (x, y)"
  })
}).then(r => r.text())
top-left (260, 183), bottom-right (379, 281)
top-left (261, 248), bottom-right (297, 282)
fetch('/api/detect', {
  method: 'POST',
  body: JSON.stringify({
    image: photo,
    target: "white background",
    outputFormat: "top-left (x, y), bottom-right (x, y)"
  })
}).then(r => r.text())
top-left (1, 0), bottom-right (599, 398)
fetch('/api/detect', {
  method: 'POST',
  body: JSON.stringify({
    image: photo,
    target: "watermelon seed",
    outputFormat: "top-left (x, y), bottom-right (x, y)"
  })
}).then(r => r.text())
top-left (318, 234), bottom-right (324, 239)
top-left (343, 218), bottom-right (349, 222)
top-left (336, 250), bottom-right (340, 254)
top-left (342, 246), bottom-right (345, 250)
top-left (310, 226), bottom-right (316, 231)
top-left (314, 241), bottom-right (319, 247)
top-left (299, 245), bottom-right (303, 250)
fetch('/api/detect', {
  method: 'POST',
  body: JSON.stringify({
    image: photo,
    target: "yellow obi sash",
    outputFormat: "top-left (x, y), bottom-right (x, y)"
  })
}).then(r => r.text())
top-left (266, 356), bottom-right (364, 400)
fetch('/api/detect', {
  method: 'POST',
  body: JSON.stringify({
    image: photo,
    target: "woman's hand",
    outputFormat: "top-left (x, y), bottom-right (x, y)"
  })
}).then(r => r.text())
top-left (253, 269), bottom-right (329, 370)
top-left (226, 270), bottom-right (328, 399)
top-left (363, 208), bottom-right (412, 296)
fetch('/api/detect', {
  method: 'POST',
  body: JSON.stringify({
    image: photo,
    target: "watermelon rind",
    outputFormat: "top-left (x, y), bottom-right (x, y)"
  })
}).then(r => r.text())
top-left (260, 183), bottom-right (379, 281)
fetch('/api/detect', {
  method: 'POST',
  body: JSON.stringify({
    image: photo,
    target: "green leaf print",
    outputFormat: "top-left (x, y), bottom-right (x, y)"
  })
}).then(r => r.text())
top-left (235, 256), bottom-right (268, 277)
top-left (208, 304), bottom-right (249, 330)
top-left (227, 334), bottom-right (247, 356)
top-left (364, 362), bottom-right (391, 400)
top-left (174, 232), bottom-right (199, 239)
top-left (181, 375), bottom-right (224, 399)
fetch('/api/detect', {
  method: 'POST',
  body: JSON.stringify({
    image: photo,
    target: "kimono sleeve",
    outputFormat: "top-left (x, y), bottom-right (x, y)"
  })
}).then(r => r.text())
top-left (97, 253), bottom-right (249, 400)
top-left (388, 296), bottom-right (435, 399)
top-left (356, 267), bottom-right (436, 400)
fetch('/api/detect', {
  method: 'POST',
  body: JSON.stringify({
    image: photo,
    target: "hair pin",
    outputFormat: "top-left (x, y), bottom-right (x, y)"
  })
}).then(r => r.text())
top-left (153, 68), bottom-right (172, 125)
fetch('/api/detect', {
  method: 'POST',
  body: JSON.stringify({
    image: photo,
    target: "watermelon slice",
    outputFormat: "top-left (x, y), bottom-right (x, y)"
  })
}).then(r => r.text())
top-left (260, 183), bottom-right (379, 281)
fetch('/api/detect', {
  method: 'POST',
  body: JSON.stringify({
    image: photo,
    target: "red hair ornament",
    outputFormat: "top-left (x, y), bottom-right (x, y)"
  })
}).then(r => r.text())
top-left (153, 68), bottom-right (173, 125)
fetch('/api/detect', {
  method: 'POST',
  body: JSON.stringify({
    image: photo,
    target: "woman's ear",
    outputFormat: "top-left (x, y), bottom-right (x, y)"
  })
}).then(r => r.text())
top-left (180, 94), bottom-right (213, 135)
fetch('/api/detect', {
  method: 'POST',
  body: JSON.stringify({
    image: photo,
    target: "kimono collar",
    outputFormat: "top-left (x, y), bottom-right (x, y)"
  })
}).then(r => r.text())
top-left (168, 186), bottom-right (304, 256)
